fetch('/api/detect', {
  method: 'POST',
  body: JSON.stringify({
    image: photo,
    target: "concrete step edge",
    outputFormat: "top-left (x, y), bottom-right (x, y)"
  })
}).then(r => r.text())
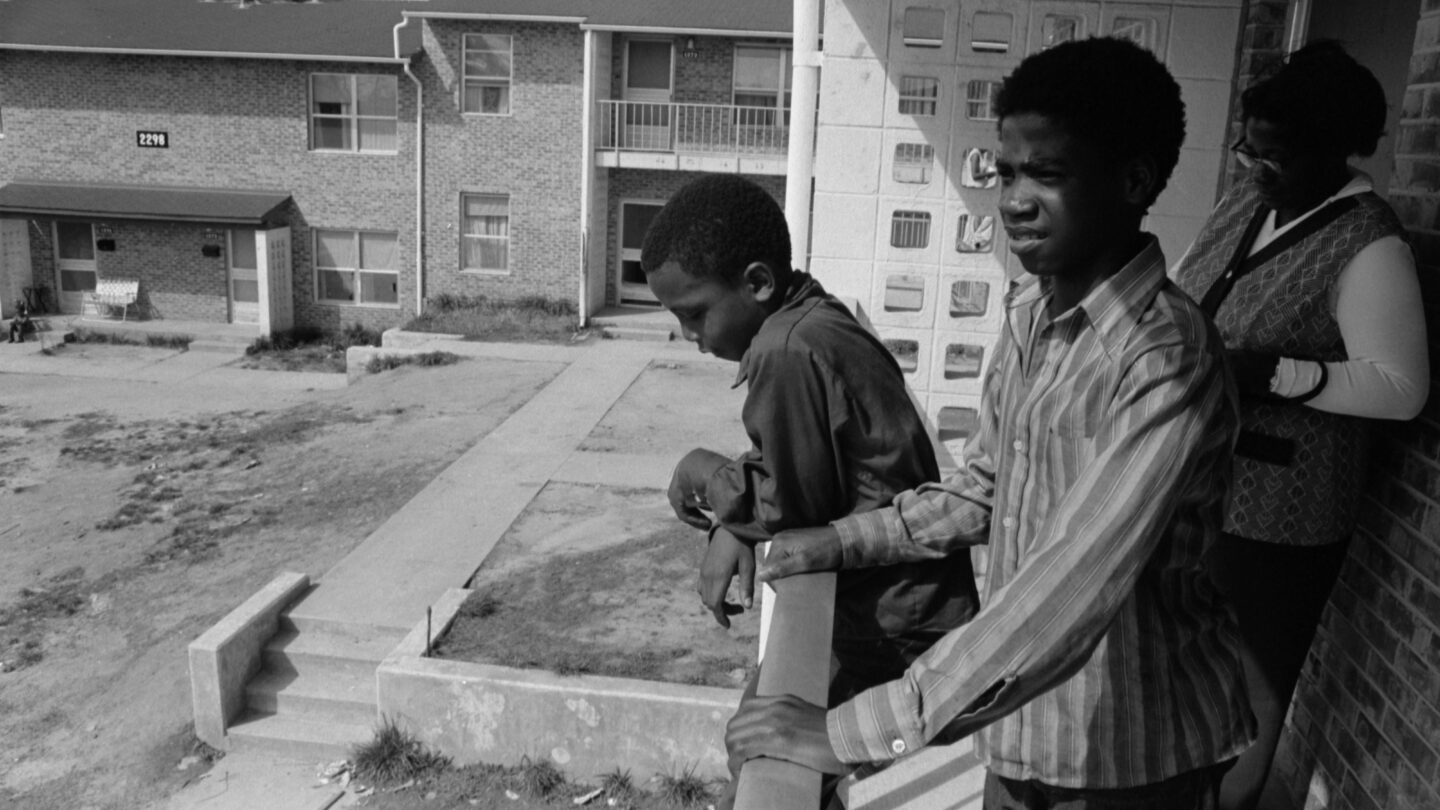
top-left (246, 668), bottom-right (376, 706)
top-left (278, 614), bottom-right (409, 646)
top-left (226, 712), bottom-right (373, 761)
top-left (265, 627), bottom-right (400, 662)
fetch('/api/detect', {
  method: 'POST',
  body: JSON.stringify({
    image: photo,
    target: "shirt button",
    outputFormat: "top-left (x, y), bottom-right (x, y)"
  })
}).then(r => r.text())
top-left (891, 739), bottom-right (907, 755)
top-left (1013, 440), bottom-right (1025, 452)
top-left (1002, 516), bottom-right (1015, 528)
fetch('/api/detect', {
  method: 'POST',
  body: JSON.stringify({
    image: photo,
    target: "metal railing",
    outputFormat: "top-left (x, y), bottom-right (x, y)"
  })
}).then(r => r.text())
top-left (596, 99), bottom-right (791, 156)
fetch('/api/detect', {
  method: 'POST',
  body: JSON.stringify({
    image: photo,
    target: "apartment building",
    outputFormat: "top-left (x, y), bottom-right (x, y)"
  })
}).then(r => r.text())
top-left (0, 0), bottom-right (791, 333)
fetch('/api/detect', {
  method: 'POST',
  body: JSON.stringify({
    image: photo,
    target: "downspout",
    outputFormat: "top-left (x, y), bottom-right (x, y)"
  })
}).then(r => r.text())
top-left (784, 0), bottom-right (821, 274)
top-left (396, 17), bottom-right (425, 316)
top-left (578, 29), bottom-right (597, 327)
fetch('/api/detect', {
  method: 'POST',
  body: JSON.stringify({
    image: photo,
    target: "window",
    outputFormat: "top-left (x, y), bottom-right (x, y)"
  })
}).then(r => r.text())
top-left (965, 80), bottom-right (1000, 122)
top-left (1112, 17), bottom-right (1157, 51)
top-left (733, 45), bottom-right (792, 126)
top-left (956, 215), bottom-right (996, 253)
top-left (891, 210), bottom-right (931, 248)
top-left (898, 76), bottom-right (939, 116)
top-left (949, 280), bottom-right (991, 316)
top-left (944, 343), bottom-right (985, 379)
top-left (884, 275), bottom-right (925, 312)
top-left (463, 34), bottom-right (513, 115)
top-left (310, 74), bottom-right (398, 153)
top-left (937, 406), bottom-right (980, 442)
top-left (314, 229), bottom-right (399, 306)
top-left (970, 12), bottom-right (1012, 53)
top-left (894, 143), bottom-right (935, 184)
top-left (882, 338), bottom-right (920, 373)
top-left (1041, 14), bottom-right (1084, 49)
top-left (961, 148), bottom-right (998, 189)
top-left (903, 8), bottom-right (946, 48)
top-left (462, 194), bottom-right (510, 272)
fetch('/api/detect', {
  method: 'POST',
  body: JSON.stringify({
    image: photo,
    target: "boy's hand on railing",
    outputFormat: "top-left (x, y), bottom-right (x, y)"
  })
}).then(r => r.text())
top-left (668, 448), bottom-right (729, 530)
top-left (758, 526), bottom-right (843, 582)
top-left (699, 528), bottom-right (756, 628)
top-left (726, 693), bottom-right (848, 775)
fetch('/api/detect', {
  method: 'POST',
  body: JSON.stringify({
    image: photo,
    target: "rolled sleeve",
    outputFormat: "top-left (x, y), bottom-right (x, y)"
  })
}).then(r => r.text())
top-left (827, 677), bottom-right (926, 763)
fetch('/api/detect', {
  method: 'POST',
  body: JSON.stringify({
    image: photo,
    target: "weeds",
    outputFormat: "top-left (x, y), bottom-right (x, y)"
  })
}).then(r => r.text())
top-left (350, 717), bottom-right (451, 788)
top-left (405, 294), bottom-right (585, 344)
top-left (655, 765), bottom-right (716, 809)
top-left (70, 328), bottom-right (192, 350)
top-left (241, 323), bottom-right (382, 373)
top-left (364, 350), bottom-right (462, 375)
top-left (510, 755), bottom-right (567, 799)
top-left (0, 567), bottom-right (88, 672)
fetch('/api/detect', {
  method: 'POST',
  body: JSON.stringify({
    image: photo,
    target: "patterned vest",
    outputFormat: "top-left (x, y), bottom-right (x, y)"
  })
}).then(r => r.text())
top-left (1173, 179), bottom-right (1407, 545)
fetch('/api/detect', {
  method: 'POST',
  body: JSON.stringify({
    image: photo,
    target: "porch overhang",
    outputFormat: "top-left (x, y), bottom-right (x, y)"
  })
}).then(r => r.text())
top-left (0, 182), bottom-right (292, 226)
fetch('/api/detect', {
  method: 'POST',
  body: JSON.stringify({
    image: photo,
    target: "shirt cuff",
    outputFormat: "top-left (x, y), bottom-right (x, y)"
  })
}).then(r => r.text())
top-left (832, 506), bottom-right (902, 569)
top-left (826, 677), bottom-right (926, 764)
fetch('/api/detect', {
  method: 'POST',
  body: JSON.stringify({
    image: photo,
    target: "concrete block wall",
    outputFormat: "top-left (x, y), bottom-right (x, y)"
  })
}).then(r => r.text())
top-left (0, 50), bottom-right (416, 330)
top-left (814, 0), bottom-right (1243, 467)
top-left (416, 21), bottom-right (585, 308)
top-left (1267, 4), bottom-right (1440, 809)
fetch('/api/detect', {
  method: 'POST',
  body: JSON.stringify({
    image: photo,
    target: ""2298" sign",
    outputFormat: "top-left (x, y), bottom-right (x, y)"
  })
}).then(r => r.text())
top-left (136, 130), bottom-right (169, 148)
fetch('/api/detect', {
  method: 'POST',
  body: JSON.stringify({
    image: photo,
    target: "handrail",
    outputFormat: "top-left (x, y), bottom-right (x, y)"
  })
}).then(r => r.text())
top-left (733, 570), bottom-right (835, 809)
top-left (595, 99), bottom-right (791, 156)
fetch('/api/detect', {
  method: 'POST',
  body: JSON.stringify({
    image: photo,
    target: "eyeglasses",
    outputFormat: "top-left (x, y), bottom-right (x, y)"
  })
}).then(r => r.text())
top-left (1230, 138), bottom-right (1284, 174)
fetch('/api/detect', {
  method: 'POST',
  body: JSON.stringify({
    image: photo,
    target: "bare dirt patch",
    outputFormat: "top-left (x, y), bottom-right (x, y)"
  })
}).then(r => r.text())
top-left (432, 482), bottom-right (760, 688)
top-left (0, 346), bottom-right (565, 810)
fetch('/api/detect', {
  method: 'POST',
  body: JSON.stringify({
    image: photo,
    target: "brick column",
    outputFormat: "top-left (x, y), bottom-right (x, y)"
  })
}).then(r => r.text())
top-left (1268, 3), bottom-right (1440, 809)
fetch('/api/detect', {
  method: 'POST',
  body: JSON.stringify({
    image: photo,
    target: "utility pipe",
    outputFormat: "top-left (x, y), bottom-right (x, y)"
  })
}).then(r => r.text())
top-left (395, 17), bottom-right (425, 316)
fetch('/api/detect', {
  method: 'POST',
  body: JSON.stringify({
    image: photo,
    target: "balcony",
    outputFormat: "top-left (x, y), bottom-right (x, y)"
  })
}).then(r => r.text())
top-left (595, 100), bottom-right (790, 175)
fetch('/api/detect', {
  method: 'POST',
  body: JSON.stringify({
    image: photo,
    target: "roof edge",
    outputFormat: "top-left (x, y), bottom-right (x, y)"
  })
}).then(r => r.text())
top-left (0, 43), bottom-right (411, 64)
top-left (579, 24), bottom-right (792, 38)
top-left (401, 11), bottom-right (587, 23)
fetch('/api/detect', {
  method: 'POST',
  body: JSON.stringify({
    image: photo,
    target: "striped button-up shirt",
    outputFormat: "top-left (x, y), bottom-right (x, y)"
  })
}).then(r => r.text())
top-left (827, 238), bottom-right (1256, 788)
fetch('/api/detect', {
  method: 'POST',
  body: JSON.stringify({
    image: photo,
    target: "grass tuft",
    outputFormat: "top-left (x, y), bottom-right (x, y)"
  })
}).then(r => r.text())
top-left (654, 764), bottom-right (716, 809)
top-left (349, 716), bottom-right (452, 787)
top-left (405, 295), bottom-right (586, 344)
top-left (509, 755), bottom-right (569, 799)
top-left (365, 350), bottom-right (462, 375)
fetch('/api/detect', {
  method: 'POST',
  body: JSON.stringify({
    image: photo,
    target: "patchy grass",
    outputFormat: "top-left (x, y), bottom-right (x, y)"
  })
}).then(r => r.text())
top-left (365, 350), bottom-right (462, 375)
top-left (404, 294), bottom-right (591, 345)
top-left (351, 718), bottom-right (452, 789)
top-left (70, 328), bottom-right (192, 350)
top-left (0, 567), bottom-right (88, 672)
top-left (239, 324), bottom-right (383, 373)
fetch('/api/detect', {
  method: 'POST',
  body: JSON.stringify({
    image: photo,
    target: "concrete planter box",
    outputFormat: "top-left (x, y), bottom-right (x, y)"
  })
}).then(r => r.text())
top-left (376, 588), bottom-right (739, 781)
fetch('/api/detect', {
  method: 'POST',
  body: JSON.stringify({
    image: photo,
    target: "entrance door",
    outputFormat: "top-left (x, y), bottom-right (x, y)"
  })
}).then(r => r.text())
top-left (228, 228), bottom-right (260, 324)
top-left (622, 40), bottom-right (673, 150)
top-left (54, 222), bottom-right (96, 314)
top-left (618, 201), bottom-right (663, 305)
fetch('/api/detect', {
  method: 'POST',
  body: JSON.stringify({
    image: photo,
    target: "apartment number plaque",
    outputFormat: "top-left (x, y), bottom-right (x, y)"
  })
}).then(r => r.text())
top-left (136, 130), bottom-right (170, 148)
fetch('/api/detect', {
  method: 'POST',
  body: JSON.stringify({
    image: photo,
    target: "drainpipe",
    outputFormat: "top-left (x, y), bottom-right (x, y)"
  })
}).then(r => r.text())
top-left (784, 0), bottom-right (821, 274)
top-left (396, 17), bottom-right (425, 316)
top-left (578, 28), bottom-right (597, 327)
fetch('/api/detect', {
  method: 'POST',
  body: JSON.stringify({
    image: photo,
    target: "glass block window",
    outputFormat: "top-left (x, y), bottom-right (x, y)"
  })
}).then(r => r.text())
top-left (461, 193), bottom-right (511, 272)
top-left (899, 76), bottom-right (940, 116)
top-left (1112, 17), bottom-right (1157, 51)
top-left (956, 215), bottom-right (995, 253)
top-left (944, 343), bottom-right (985, 379)
top-left (1042, 15), bottom-right (1084, 49)
top-left (937, 406), bottom-right (980, 442)
top-left (961, 148), bottom-right (997, 189)
top-left (463, 34), bottom-right (513, 114)
top-left (884, 275), bottom-right (926, 312)
top-left (903, 7), bottom-right (946, 48)
top-left (970, 12), bottom-right (1012, 53)
top-left (965, 80), bottom-right (1000, 122)
top-left (894, 143), bottom-right (935, 184)
top-left (949, 280), bottom-right (990, 317)
top-left (891, 211), bottom-right (932, 248)
top-left (882, 338), bottom-right (920, 373)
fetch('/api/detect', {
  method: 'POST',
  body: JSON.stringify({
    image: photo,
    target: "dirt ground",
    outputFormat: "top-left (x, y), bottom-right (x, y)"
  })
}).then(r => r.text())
top-left (0, 342), bottom-right (564, 810)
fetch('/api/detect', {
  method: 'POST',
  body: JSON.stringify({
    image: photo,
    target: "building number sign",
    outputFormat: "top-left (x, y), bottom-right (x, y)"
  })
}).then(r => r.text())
top-left (136, 130), bottom-right (169, 148)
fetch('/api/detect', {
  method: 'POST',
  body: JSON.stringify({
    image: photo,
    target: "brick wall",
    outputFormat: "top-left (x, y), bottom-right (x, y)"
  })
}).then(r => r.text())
top-left (0, 49), bottom-right (415, 330)
top-left (1268, 3), bottom-right (1440, 809)
top-left (416, 20), bottom-right (585, 307)
top-left (607, 34), bottom-right (741, 106)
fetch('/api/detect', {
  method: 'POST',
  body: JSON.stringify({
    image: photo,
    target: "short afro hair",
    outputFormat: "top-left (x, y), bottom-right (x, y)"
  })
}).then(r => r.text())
top-left (1241, 40), bottom-right (1387, 158)
top-left (639, 174), bottom-right (792, 285)
top-left (995, 36), bottom-right (1186, 208)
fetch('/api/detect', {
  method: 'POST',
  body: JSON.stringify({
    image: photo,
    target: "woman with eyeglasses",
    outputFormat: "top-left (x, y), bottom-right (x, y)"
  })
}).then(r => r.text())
top-left (1170, 40), bottom-right (1429, 810)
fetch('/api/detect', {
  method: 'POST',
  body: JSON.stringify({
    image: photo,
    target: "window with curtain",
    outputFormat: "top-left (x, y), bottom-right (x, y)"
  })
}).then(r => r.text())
top-left (310, 74), bottom-right (398, 153)
top-left (314, 229), bottom-right (399, 306)
top-left (733, 45), bottom-right (792, 126)
top-left (463, 34), bottom-right (513, 115)
top-left (462, 193), bottom-right (510, 272)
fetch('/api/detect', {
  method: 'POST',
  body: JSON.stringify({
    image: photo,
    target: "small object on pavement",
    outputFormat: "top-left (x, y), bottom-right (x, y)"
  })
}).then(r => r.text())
top-left (573, 786), bottom-right (604, 805)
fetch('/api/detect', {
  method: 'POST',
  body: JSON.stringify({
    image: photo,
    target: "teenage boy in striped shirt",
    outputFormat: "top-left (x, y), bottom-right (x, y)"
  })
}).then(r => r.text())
top-left (725, 37), bottom-right (1256, 809)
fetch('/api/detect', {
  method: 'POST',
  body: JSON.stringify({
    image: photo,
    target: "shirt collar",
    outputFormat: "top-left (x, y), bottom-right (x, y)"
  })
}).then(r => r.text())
top-left (1004, 235), bottom-right (1168, 359)
top-left (733, 272), bottom-right (824, 388)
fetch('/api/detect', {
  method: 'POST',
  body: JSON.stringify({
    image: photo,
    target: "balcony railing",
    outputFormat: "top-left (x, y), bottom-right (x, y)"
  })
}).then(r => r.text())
top-left (596, 99), bottom-right (791, 157)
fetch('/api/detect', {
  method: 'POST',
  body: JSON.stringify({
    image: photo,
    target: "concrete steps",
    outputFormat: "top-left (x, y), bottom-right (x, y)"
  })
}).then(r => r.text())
top-left (590, 308), bottom-right (675, 343)
top-left (230, 618), bottom-right (406, 761)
